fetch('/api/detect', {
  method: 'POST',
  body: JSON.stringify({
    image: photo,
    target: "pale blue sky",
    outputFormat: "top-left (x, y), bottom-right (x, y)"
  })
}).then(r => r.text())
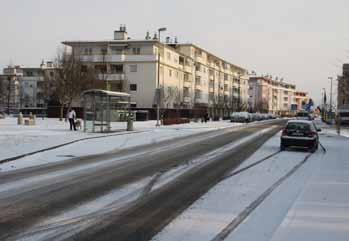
top-left (1, 0), bottom-right (349, 103)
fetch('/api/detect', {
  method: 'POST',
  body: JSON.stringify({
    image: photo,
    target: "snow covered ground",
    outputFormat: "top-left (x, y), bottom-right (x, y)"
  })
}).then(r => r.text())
top-left (152, 122), bottom-right (349, 241)
top-left (0, 117), bottom-right (242, 172)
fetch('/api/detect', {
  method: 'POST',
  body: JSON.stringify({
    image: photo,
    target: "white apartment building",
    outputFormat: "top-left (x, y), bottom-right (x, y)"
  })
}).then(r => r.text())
top-left (248, 76), bottom-right (307, 114)
top-left (62, 27), bottom-right (248, 118)
top-left (0, 62), bottom-right (56, 113)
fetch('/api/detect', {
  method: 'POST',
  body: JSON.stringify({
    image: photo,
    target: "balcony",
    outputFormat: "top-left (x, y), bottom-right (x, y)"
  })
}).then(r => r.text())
top-left (184, 81), bottom-right (191, 88)
top-left (98, 73), bottom-right (125, 81)
top-left (81, 54), bottom-right (157, 62)
top-left (183, 96), bottom-right (191, 103)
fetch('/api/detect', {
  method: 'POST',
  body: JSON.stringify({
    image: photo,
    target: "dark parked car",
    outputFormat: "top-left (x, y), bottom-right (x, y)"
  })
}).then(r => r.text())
top-left (280, 120), bottom-right (321, 152)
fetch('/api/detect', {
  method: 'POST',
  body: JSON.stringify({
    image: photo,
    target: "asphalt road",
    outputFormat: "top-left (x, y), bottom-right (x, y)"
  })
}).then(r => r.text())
top-left (0, 120), bottom-right (285, 241)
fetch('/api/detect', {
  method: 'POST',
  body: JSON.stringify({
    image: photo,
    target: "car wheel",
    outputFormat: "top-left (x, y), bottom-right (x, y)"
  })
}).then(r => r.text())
top-left (310, 144), bottom-right (317, 153)
top-left (280, 144), bottom-right (286, 151)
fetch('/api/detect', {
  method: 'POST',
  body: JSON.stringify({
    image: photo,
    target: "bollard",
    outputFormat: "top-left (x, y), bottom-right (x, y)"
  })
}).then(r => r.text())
top-left (32, 114), bottom-right (36, 125)
top-left (18, 112), bottom-right (24, 125)
top-left (127, 115), bottom-right (134, 131)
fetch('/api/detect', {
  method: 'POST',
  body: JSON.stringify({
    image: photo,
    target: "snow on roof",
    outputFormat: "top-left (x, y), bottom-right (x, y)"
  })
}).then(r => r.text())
top-left (287, 120), bottom-right (313, 124)
top-left (81, 89), bottom-right (130, 98)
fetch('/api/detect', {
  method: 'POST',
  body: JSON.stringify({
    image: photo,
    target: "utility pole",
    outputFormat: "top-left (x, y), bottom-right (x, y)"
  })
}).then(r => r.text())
top-left (156, 27), bottom-right (167, 127)
top-left (7, 76), bottom-right (11, 115)
top-left (328, 77), bottom-right (333, 113)
top-left (237, 73), bottom-right (241, 112)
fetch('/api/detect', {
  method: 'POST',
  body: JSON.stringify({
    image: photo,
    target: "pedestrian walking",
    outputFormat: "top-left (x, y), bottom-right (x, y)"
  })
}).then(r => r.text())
top-left (68, 109), bottom-right (77, 131)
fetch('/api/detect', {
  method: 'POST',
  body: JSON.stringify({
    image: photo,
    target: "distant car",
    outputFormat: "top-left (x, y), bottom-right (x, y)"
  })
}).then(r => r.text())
top-left (252, 113), bottom-right (262, 121)
top-left (280, 120), bottom-right (321, 152)
top-left (230, 112), bottom-right (251, 123)
top-left (295, 111), bottom-right (312, 120)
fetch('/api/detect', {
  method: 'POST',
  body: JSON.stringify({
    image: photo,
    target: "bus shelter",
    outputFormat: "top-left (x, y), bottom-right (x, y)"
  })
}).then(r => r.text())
top-left (82, 89), bottom-right (131, 133)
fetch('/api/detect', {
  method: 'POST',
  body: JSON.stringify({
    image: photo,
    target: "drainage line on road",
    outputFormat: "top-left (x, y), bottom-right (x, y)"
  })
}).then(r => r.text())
top-left (0, 130), bottom-right (146, 165)
top-left (319, 141), bottom-right (327, 153)
top-left (210, 152), bottom-right (313, 241)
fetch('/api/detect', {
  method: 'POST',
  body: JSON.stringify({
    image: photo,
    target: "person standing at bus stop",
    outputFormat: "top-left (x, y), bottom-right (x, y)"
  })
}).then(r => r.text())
top-left (68, 109), bottom-right (77, 131)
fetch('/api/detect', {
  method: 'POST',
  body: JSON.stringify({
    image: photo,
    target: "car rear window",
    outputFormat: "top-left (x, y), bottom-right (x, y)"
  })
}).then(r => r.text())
top-left (286, 122), bottom-right (311, 131)
top-left (296, 112), bottom-right (309, 117)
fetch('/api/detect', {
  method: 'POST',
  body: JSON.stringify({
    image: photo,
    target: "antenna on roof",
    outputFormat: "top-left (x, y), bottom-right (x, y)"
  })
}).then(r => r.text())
top-left (153, 32), bottom-right (158, 40)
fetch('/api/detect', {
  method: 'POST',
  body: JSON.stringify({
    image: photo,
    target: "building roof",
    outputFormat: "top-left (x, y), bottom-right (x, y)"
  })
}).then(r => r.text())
top-left (177, 43), bottom-right (247, 72)
top-left (62, 39), bottom-right (247, 72)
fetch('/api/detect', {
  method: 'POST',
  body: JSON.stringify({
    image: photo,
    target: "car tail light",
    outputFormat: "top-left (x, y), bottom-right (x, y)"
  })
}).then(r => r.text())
top-left (308, 131), bottom-right (316, 137)
top-left (282, 129), bottom-right (288, 136)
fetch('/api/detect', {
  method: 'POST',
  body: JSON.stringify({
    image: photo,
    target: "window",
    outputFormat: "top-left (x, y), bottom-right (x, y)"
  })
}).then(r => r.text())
top-left (179, 56), bottom-right (184, 65)
top-left (195, 76), bottom-right (201, 85)
top-left (101, 48), bottom-right (107, 54)
top-left (49, 71), bottom-right (54, 77)
top-left (81, 65), bottom-right (88, 73)
top-left (89, 48), bottom-right (92, 55)
top-left (111, 47), bottom-right (123, 54)
top-left (169, 69), bottom-right (172, 77)
top-left (95, 64), bottom-right (107, 73)
top-left (129, 65), bottom-right (137, 72)
top-left (167, 52), bottom-right (171, 60)
top-left (132, 47), bottom-right (141, 55)
top-left (224, 73), bottom-right (228, 81)
top-left (84, 48), bottom-right (89, 55)
top-left (130, 84), bottom-right (137, 91)
top-left (195, 50), bottom-right (202, 57)
top-left (111, 64), bottom-right (123, 73)
top-left (184, 73), bottom-right (189, 81)
top-left (176, 71), bottom-right (179, 79)
top-left (195, 63), bottom-right (201, 71)
top-left (195, 90), bottom-right (202, 99)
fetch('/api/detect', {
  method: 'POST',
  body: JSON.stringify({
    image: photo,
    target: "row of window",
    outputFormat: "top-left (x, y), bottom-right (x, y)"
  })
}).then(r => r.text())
top-left (83, 47), bottom-right (141, 55)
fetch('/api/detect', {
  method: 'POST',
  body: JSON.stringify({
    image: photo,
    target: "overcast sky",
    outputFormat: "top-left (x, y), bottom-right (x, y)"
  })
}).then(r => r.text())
top-left (1, 0), bottom-right (349, 104)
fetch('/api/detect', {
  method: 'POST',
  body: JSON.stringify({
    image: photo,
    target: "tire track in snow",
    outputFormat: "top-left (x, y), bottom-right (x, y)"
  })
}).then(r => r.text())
top-left (210, 152), bottom-right (314, 241)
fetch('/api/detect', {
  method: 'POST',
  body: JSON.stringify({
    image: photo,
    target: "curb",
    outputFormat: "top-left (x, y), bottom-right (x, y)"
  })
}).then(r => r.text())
top-left (0, 130), bottom-right (146, 165)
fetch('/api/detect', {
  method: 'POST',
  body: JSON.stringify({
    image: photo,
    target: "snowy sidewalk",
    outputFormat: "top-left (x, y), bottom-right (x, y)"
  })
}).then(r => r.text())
top-left (269, 131), bottom-right (349, 241)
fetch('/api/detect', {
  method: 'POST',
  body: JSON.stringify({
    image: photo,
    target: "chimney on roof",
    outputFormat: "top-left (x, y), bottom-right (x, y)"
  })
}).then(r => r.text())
top-left (145, 31), bottom-right (151, 40)
top-left (166, 36), bottom-right (170, 43)
top-left (114, 25), bottom-right (128, 40)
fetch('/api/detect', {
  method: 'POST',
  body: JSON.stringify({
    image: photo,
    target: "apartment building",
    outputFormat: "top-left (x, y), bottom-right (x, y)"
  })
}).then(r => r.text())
top-left (0, 61), bottom-right (55, 113)
top-left (62, 27), bottom-right (248, 118)
top-left (248, 76), bottom-right (306, 114)
top-left (338, 64), bottom-right (349, 111)
top-left (0, 66), bottom-right (22, 113)
top-left (294, 91), bottom-right (309, 110)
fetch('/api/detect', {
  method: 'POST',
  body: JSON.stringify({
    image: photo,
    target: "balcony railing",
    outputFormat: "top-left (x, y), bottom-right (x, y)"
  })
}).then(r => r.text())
top-left (98, 73), bottom-right (125, 81)
top-left (81, 54), bottom-right (157, 62)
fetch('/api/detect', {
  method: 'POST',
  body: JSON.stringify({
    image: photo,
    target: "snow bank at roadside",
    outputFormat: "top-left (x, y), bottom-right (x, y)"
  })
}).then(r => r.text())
top-left (0, 118), bottom-right (242, 172)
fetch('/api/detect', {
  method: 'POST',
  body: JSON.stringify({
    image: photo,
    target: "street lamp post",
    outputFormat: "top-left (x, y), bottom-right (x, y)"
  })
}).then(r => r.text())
top-left (328, 77), bottom-right (333, 113)
top-left (156, 27), bottom-right (167, 127)
top-left (237, 72), bottom-right (241, 112)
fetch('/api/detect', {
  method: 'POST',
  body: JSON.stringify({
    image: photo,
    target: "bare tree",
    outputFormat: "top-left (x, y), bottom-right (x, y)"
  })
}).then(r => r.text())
top-left (255, 98), bottom-right (269, 113)
top-left (49, 47), bottom-right (98, 120)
